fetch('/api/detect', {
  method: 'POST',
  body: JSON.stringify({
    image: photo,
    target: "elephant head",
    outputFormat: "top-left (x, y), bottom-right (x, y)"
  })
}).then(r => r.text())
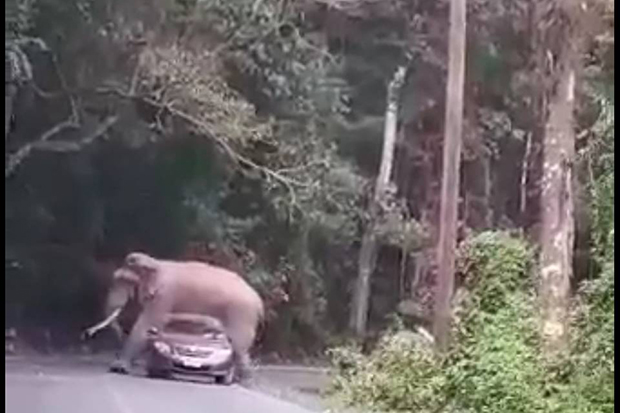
top-left (83, 252), bottom-right (160, 340)
top-left (114, 252), bottom-right (161, 302)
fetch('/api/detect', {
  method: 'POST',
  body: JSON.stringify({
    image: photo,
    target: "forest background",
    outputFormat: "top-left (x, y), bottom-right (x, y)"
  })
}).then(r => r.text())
top-left (5, 0), bottom-right (614, 411)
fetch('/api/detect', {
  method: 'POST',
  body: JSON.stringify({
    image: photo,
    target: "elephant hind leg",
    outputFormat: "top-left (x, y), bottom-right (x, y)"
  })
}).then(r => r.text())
top-left (226, 325), bottom-right (256, 384)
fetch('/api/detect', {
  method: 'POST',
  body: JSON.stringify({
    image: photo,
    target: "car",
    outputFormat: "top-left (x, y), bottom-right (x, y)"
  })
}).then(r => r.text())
top-left (144, 313), bottom-right (236, 385)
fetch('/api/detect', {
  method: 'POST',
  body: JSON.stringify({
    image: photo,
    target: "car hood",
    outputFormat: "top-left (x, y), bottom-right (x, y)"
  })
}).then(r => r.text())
top-left (157, 332), bottom-right (232, 349)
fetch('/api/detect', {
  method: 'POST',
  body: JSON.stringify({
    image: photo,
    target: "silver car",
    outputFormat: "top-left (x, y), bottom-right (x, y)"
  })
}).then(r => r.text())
top-left (145, 314), bottom-right (235, 385)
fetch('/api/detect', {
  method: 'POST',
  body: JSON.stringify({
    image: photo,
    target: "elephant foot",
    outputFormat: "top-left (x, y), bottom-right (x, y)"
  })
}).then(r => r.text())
top-left (234, 365), bottom-right (254, 387)
top-left (109, 359), bottom-right (130, 375)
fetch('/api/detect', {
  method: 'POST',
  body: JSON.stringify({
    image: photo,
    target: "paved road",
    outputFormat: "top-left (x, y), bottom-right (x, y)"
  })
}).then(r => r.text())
top-left (5, 357), bottom-right (318, 413)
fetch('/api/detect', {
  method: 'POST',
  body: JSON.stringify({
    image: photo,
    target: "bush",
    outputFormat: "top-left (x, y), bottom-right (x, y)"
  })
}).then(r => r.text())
top-left (555, 159), bottom-right (614, 413)
top-left (443, 232), bottom-right (548, 413)
top-left (328, 231), bottom-right (548, 413)
top-left (327, 331), bottom-right (446, 413)
top-left (553, 239), bottom-right (614, 413)
top-left (328, 230), bottom-right (614, 413)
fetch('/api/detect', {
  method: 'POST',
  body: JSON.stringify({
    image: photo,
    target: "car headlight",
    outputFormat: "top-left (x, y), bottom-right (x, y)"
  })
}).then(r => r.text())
top-left (153, 341), bottom-right (172, 355)
top-left (206, 349), bottom-right (233, 365)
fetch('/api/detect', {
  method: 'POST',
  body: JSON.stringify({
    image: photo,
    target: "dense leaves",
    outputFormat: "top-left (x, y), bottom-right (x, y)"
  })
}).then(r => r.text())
top-left (329, 229), bottom-right (614, 413)
top-left (328, 232), bottom-right (544, 413)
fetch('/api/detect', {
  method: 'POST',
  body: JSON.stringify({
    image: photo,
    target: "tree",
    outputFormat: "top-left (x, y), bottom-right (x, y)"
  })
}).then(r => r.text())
top-left (432, 0), bottom-right (467, 351)
top-left (536, 0), bottom-right (599, 355)
top-left (350, 64), bottom-right (408, 337)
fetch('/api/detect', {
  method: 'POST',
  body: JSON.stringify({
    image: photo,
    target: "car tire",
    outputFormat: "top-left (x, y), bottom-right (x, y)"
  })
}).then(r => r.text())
top-left (147, 368), bottom-right (171, 379)
top-left (214, 368), bottom-right (235, 385)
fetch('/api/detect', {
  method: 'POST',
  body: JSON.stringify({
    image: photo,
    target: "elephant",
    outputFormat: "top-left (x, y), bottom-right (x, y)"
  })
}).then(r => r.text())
top-left (84, 252), bottom-right (265, 382)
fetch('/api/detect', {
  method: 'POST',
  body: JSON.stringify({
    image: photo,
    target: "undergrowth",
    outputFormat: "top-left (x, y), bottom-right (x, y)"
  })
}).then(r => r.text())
top-left (327, 231), bottom-right (614, 413)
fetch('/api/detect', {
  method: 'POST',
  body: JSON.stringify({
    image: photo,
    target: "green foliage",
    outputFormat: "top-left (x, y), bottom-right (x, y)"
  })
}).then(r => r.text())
top-left (558, 87), bottom-right (614, 413)
top-left (329, 231), bottom-right (546, 413)
top-left (328, 331), bottom-right (446, 413)
top-left (194, 0), bottom-right (348, 119)
top-left (329, 176), bottom-right (615, 413)
top-left (585, 88), bottom-right (614, 258)
top-left (551, 235), bottom-right (614, 413)
top-left (456, 232), bottom-right (533, 313)
top-left (446, 233), bottom-right (547, 413)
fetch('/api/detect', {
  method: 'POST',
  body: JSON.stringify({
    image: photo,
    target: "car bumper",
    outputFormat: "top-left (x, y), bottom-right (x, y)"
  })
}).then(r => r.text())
top-left (147, 349), bottom-right (233, 377)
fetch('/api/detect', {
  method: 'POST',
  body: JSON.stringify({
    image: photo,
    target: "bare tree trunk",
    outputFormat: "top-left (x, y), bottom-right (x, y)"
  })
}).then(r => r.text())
top-left (350, 65), bottom-right (408, 337)
top-left (539, 46), bottom-right (578, 356)
top-left (432, 0), bottom-right (466, 352)
top-left (534, 0), bottom-right (583, 357)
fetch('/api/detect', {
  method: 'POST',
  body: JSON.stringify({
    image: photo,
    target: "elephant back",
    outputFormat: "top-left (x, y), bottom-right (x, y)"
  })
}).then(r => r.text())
top-left (167, 261), bottom-right (263, 325)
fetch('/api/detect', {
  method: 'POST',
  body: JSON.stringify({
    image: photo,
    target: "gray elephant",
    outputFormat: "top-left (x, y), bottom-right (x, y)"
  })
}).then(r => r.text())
top-left (84, 252), bottom-right (264, 382)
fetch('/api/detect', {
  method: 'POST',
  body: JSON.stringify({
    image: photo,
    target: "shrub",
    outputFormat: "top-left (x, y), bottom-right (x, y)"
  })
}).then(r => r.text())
top-left (446, 232), bottom-right (548, 413)
top-left (327, 331), bottom-right (446, 413)
top-left (328, 229), bottom-right (614, 413)
top-left (328, 231), bottom-right (548, 413)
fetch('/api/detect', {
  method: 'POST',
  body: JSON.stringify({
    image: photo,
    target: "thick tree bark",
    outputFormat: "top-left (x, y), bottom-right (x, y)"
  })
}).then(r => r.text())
top-left (350, 65), bottom-right (408, 337)
top-left (539, 47), bottom-right (578, 356)
top-left (535, 0), bottom-right (583, 357)
top-left (432, 0), bottom-right (466, 352)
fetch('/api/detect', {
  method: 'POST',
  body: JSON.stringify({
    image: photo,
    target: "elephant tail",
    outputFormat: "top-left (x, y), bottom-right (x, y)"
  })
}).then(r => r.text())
top-left (253, 300), bottom-right (267, 345)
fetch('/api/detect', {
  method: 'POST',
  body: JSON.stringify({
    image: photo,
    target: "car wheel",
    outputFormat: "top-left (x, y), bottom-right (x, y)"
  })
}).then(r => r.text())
top-left (147, 368), bottom-right (170, 379)
top-left (214, 367), bottom-right (235, 385)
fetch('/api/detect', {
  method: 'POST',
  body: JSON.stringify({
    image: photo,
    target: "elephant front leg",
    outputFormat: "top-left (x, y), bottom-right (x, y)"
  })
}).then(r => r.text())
top-left (110, 321), bottom-right (125, 346)
top-left (233, 351), bottom-right (253, 384)
top-left (109, 315), bottom-right (151, 375)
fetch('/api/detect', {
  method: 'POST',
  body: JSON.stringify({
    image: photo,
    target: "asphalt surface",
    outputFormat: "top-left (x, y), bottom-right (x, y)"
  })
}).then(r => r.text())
top-left (5, 357), bottom-right (323, 413)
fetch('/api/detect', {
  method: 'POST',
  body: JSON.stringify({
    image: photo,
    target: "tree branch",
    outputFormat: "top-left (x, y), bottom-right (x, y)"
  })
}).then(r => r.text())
top-left (5, 38), bottom-right (83, 178)
top-left (95, 87), bottom-right (309, 191)
top-left (30, 115), bottom-right (119, 152)
top-left (5, 118), bottom-right (78, 178)
top-left (5, 115), bottom-right (117, 178)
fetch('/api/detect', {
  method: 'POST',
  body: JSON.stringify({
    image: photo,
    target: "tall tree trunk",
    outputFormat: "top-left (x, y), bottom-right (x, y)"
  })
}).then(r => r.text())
top-left (432, 0), bottom-right (466, 352)
top-left (534, 0), bottom-right (584, 356)
top-left (350, 65), bottom-right (408, 337)
top-left (539, 36), bottom-right (579, 357)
